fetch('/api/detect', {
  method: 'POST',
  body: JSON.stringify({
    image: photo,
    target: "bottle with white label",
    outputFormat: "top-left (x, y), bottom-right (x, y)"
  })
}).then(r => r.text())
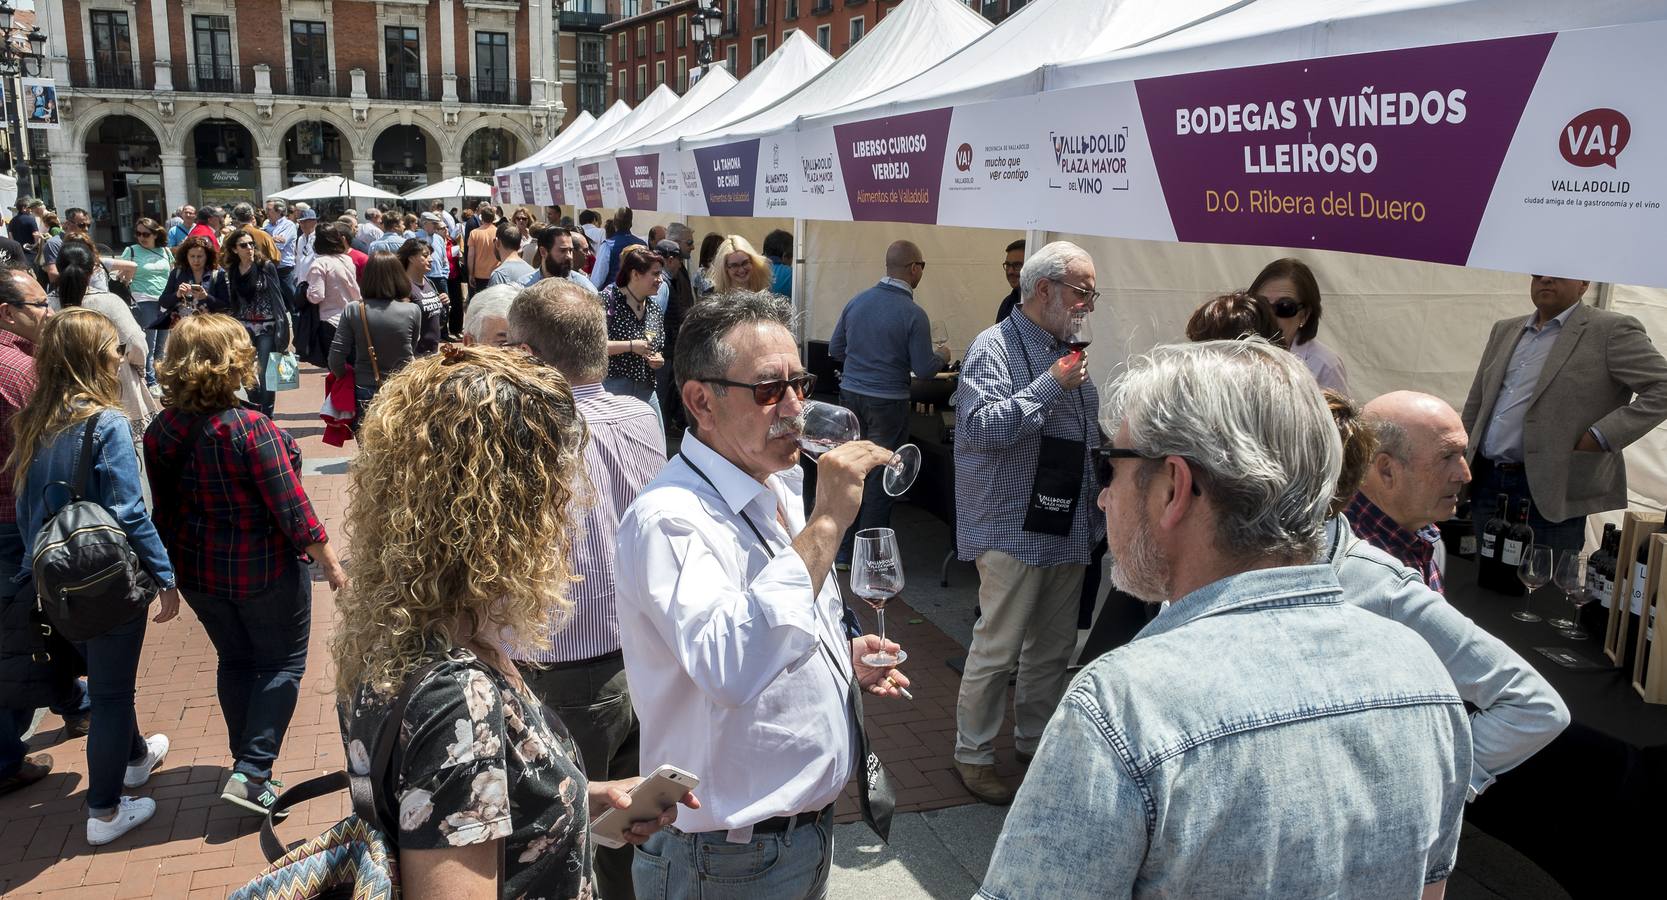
top-left (1590, 524), bottom-right (1616, 605)
top-left (1500, 500), bottom-right (1533, 569)
top-left (1479, 494), bottom-right (1510, 592)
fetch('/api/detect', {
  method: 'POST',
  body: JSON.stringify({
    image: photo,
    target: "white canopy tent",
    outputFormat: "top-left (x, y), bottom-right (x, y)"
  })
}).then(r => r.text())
top-left (402, 176), bottom-right (495, 202)
top-left (572, 66), bottom-right (738, 168)
top-left (546, 85), bottom-right (684, 206)
top-left (494, 107), bottom-right (616, 207)
top-left (268, 176), bottom-right (401, 203)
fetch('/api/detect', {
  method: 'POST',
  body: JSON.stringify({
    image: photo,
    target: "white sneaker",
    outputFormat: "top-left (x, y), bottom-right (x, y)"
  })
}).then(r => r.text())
top-left (122, 734), bottom-right (169, 788)
top-left (86, 796), bottom-right (156, 846)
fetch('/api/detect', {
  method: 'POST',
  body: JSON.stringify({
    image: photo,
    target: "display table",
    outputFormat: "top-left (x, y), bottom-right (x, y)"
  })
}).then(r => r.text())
top-left (1443, 555), bottom-right (1667, 899)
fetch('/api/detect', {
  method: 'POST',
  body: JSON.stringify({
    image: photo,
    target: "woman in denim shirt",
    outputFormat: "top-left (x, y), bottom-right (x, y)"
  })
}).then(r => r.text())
top-left (9, 308), bottom-right (183, 847)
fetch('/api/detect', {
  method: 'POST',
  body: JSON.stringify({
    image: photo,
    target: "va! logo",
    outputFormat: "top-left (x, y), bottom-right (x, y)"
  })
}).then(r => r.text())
top-left (1560, 108), bottom-right (1630, 169)
top-left (955, 143), bottom-right (973, 172)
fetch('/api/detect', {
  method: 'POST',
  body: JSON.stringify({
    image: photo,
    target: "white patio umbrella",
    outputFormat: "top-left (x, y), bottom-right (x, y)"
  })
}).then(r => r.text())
top-left (268, 176), bottom-right (402, 203)
top-left (401, 176), bottom-right (495, 202)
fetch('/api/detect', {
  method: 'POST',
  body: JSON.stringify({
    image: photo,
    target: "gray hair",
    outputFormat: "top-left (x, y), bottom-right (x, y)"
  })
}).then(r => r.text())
top-left (266, 198), bottom-right (289, 215)
top-left (508, 279), bottom-right (608, 384)
top-left (231, 202), bottom-right (257, 224)
top-left (1019, 240), bottom-right (1092, 303)
top-left (463, 284), bottom-right (520, 340)
top-left (668, 222), bottom-right (693, 241)
top-left (675, 290), bottom-right (794, 390)
top-left (1370, 416), bottom-right (1412, 463)
top-left (1101, 339), bottom-right (1342, 561)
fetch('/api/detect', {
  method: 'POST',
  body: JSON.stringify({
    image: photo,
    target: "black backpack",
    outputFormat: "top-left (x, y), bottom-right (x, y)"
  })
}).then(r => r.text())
top-left (30, 416), bottom-right (159, 642)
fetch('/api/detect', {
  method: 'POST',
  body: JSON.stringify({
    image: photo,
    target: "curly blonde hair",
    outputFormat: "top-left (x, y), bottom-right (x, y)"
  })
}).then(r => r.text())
top-left (156, 314), bottom-right (256, 414)
top-left (330, 344), bottom-right (590, 697)
top-left (7, 309), bottom-right (120, 492)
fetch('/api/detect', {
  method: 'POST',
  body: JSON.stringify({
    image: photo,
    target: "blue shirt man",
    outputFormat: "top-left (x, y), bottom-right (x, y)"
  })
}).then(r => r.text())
top-left (979, 339), bottom-right (1468, 899)
top-left (263, 206), bottom-right (298, 270)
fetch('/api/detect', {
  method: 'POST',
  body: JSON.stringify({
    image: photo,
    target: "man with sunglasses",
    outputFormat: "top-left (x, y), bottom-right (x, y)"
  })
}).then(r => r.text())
top-left (951, 241), bottom-right (1101, 806)
top-left (995, 238), bottom-right (1026, 323)
top-left (980, 339), bottom-right (1468, 899)
top-left (615, 292), bottom-right (910, 898)
top-left (828, 240), bottom-right (950, 566)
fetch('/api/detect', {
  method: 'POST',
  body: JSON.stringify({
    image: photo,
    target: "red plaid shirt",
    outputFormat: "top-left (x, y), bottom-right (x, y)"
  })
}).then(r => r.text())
top-left (1344, 492), bottom-right (1445, 594)
top-left (0, 331), bottom-right (37, 526)
top-left (143, 407), bottom-right (329, 599)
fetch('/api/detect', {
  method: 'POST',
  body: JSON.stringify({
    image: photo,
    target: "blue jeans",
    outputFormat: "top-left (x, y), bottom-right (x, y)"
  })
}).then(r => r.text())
top-left (632, 810), bottom-right (834, 900)
top-left (133, 295), bottom-right (165, 387)
top-left (245, 325), bottom-right (277, 417)
top-left (838, 391), bottom-right (911, 561)
top-left (0, 523), bottom-right (89, 779)
top-left (76, 615), bottom-right (150, 815)
top-left (1470, 459), bottom-right (1588, 558)
top-left (185, 559), bottom-right (310, 781)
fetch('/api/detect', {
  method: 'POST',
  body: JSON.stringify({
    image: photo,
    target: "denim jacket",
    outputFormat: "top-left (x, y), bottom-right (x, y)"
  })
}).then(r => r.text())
top-left (1324, 514), bottom-right (1568, 797)
top-left (979, 565), bottom-right (1469, 899)
top-left (15, 408), bottom-right (176, 590)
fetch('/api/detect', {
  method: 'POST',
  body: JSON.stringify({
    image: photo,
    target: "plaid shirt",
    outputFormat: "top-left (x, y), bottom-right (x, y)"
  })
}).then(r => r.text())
top-left (1345, 492), bottom-right (1445, 594)
top-left (0, 331), bottom-right (36, 526)
top-left (143, 406), bottom-right (329, 599)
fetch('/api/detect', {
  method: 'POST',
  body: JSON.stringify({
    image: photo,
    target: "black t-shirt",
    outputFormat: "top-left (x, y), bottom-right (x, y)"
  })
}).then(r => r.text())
top-left (7, 214), bottom-right (37, 250)
top-left (338, 647), bottom-right (594, 900)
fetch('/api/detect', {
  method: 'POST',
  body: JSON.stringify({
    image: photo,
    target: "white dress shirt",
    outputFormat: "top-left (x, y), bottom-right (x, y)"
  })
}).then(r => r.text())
top-left (614, 430), bottom-right (855, 841)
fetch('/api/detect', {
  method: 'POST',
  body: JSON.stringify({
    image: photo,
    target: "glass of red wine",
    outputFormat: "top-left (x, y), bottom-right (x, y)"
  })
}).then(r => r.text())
top-left (1065, 311), bottom-right (1093, 354)
top-left (852, 527), bottom-right (906, 667)
top-left (796, 401), bottom-right (921, 496)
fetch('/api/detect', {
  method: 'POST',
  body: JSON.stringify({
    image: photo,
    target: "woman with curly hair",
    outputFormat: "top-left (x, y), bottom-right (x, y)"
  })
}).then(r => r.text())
top-left (332, 345), bottom-right (693, 899)
top-left (144, 314), bottom-right (344, 816)
top-left (10, 309), bottom-right (182, 846)
top-left (703, 234), bottom-right (772, 294)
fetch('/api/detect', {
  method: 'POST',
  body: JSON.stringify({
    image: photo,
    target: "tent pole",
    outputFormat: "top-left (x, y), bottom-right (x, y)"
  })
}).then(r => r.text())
top-left (794, 216), bottom-right (809, 360)
top-left (1594, 282), bottom-right (1614, 311)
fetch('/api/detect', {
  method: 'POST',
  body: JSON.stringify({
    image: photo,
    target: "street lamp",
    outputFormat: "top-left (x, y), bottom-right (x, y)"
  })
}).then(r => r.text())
top-left (0, 0), bottom-right (47, 201)
top-left (689, 0), bottom-right (724, 79)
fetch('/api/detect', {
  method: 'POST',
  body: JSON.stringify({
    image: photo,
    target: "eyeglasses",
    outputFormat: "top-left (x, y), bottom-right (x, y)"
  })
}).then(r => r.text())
top-left (135, 230), bottom-right (153, 238)
top-left (1056, 280), bottom-right (1101, 306)
top-left (235, 242), bottom-right (254, 250)
top-left (1270, 298), bottom-right (1302, 318)
top-left (725, 260), bottom-right (752, 272)
top-left (911, 260), bottom-right (927, 270)
top-left (1001, 261), bottom-right (1023, 272)
top-left (704, 373), bottom-right (817, 405)
top-left (5, 300), bottom-right (49, 310)
top-left (1095, 445), bottom-right (1203, 495)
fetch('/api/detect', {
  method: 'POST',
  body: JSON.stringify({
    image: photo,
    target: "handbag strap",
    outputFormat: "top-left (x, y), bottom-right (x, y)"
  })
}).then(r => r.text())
top-left (70, 415), bottom-right (99, 502)
top-left (356, 303), bottom-right (382, 385)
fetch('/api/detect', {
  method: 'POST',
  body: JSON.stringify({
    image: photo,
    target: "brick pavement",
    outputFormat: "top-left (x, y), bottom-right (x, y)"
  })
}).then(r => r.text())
top-left (0, 367), bottom-right (1003, 897)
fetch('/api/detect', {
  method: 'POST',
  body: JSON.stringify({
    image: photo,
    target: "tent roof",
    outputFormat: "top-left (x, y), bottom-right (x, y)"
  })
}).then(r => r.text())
top-left (402, 176), bottom-right (495, 201)
top-left (574, 66), bottom-right (738, 163)
top-left (496, 106), bottom-right (611, 180)
top-left (801, 0), bottom-right (1667, 128)
top-left (688, 0), bottom-right (990, 146)
top-left (270, 176), bottom-right (401, 202)
top-left (550, 84), bottom-right (682, 169)
top-left (618, 29), bottom-right (833, 155)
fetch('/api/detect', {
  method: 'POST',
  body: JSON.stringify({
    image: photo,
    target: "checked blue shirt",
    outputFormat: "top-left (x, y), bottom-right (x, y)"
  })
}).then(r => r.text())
top-left (952, 311), bottom-right (1103, 567)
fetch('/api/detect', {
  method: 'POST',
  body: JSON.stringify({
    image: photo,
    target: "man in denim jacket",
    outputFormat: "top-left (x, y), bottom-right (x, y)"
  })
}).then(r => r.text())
top-left (980, 340), bottom-right (1470, 899)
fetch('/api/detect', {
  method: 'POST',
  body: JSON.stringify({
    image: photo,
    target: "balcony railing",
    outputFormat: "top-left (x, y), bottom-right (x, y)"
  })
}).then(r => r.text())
top-left (69, 60), bottom-right (141, 90)
top-left (286, 68), bottom-right (345, 98)
top-left (457, 76), bottom-right (521, 104)
top-left (379, 71), bottom-right (438, 102)
top-left (189, 61), bottom-right (244, 93)
top-left (560, 10), bottom-right (615, 30)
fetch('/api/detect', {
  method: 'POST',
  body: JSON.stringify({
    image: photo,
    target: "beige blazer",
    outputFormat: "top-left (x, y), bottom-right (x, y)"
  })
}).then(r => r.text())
top-left (1462, 302), bottom-right (1667, 522)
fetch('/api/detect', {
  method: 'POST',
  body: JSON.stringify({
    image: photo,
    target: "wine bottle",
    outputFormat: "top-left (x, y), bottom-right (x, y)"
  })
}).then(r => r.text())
top-left (1479, 494), bottom-right (1510, 590)
top-left (1498, 501), bottom-right (1534, 596)
top-left (1591, 524), bottom-right (1617, 606)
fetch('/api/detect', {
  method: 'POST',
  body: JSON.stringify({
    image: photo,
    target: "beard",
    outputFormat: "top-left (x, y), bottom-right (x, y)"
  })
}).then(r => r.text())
top-left (549, 257), bottom-right (573, 278)
top-left (1109, 504), bottom-right (1171, 604)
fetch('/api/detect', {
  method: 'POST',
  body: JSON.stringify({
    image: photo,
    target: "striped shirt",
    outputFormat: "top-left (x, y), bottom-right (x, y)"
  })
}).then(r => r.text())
top-left (522, 381), bottom-right (666, 663)
top-left (953, 311), bottom-right (1103, 566)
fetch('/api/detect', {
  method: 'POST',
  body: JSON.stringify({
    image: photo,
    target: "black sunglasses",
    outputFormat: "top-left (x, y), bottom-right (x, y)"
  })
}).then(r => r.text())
top-left (705, 373), bottom-right (816, 405)
top-left (1095, 445), bottom-right (1203, 495)
top-left (1270, 298), bottom-right (1302, 318)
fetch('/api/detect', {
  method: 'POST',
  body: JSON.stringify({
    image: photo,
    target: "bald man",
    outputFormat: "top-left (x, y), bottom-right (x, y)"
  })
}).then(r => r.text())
top-left (828, 239), bottom-right (950, 562)
top-left (1345, 391), bottom-right (1472, 592)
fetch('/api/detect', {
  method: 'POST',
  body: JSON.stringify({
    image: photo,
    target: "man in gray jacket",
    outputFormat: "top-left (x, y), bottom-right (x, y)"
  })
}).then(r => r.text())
top-left (1463, 275), bottom-right (1667, 555)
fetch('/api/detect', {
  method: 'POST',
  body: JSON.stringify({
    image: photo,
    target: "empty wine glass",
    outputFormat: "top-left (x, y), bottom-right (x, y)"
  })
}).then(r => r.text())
top-left (852, 528), bottom-right (907, 667)
top-left (796, 400), bottom-right (921, 496)
top-left (1514, 544), bottom-right (1553, 623)
top-left (1553, 550), bottom-right (1591, 639)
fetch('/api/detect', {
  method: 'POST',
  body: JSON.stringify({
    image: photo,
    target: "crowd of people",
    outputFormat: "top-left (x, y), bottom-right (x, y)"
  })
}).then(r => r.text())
top-left (0, 192), bottom-right (1664, 899)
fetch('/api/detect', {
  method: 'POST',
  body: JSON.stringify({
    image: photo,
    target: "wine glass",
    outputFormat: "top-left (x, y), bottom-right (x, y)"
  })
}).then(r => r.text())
top-left (1065, 312), bottom-right (1093, 353)
top-left (852, 528), bottom-right (907, 667)
top-left (1553, 551), bottom-right (1591, 639)
top-left (1514, 544), bottom-right (1553, 623)
top-left (796, 400), bottom-right (921, 496)
top-left (930, 320), bottom-right (951, 360)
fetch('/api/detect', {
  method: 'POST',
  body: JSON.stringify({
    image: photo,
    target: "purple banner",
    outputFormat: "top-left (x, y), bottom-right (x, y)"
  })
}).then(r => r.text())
top-left (518, 171), bottom-right (535, 205)
top-left (578, 163), bottom-right (605, 209)
top-left (546, 166), bottom-right (566, 207)
top-left (1135, 34), bottom-right (1554, 265)
top-left (694, 141), bottom-right (760, 217)
top-left (618, 154), bottom-right (660, 211)
top-left (834, 108), bottom-right (954, 224)
top-left (496, 174), bottom-right (512, 203)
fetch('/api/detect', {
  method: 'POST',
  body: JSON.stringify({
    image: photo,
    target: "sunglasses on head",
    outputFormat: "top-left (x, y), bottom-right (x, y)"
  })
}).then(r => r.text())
top-left (1270, 298), bottom-right (1302, 318)
top-left (705, 373), bottom-right (816, 405)
top-left (1095, 445), bottom-right (1203, 495)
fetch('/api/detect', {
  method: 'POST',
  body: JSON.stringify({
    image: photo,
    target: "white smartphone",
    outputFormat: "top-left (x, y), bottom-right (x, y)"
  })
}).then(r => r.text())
top-left (589, 764), bottom-right (699, 849)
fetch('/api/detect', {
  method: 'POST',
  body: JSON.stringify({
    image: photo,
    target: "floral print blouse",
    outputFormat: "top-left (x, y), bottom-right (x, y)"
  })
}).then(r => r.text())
top-left (599, 283), bottom-right (665, 388)
top-left (339, 647), bottom-right (594, 899)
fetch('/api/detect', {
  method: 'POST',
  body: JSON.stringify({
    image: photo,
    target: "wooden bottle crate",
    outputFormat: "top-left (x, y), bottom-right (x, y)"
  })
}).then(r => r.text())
top-left (1633, 534), bottom-right (1667, 703)
top-left (1604, 510), bottom-right (1664, 666)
